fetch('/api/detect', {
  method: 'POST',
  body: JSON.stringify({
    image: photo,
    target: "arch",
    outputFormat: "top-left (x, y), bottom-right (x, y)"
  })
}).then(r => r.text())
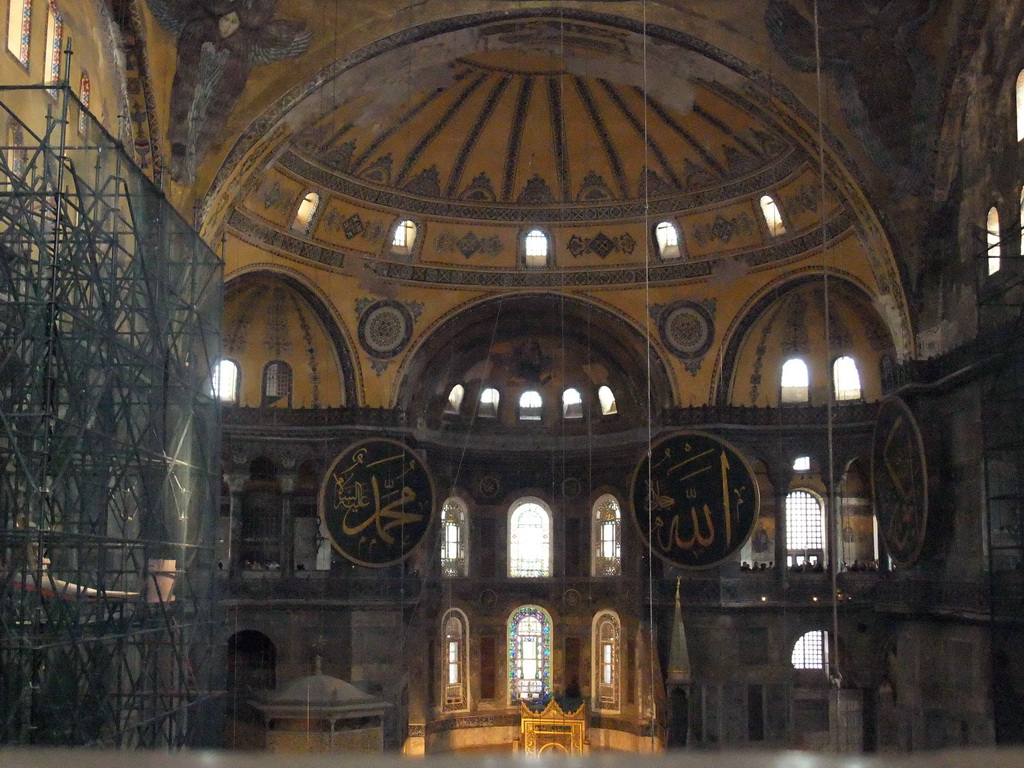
top-left (44, 0), bottom-right (62, 89)
top-left (444, 383), bottom-right (465, 414)
top-left (212, 359), bottom-right (240, 403)
top-left (440, 496), bottom-right (468, 577)
top-left (522, 228), bottom-right (551, 268)
top-left (654, 220), bottom-right (682, 260)
top-left (598, 385), bottom-right (617, 416)
top-left (261, 360), bottom-right (293, 407)
top-left (223, 269), bottom-right (357, 406)
top-left (441, 608), bottom-right (469, 711)
top-left (78, 71), bottom-right (90, 137)
top-left (227, 629), bottom-right (277, 697)
top-left (716, 274), bottom-right (895, 407)
top-left (759, 194), bottom-right (786, 236)
top-left (832, 355), bottom-right (861, 401)
top-left (291, 190), bottom-right (321, 235)
top-left (791, 629), bottom-right (828, 672)
top-left (1017, 70), bottom-right (1024, 142)
top-left (508, 605), bottom-right (552, 703)
top-left (591, 493), bottom-right (621, 576)
top-left (519, 389), bottom-right (542, 421)
top-left (391, 218), bottom-right (418, 256)
top-left (478, 386), bottom-right (500, 418)
top-left (509, 497), bottom-right (552, 578)
top-left (395, 293), bottom-right (673, 421)
top-left (780, 358), bottom-right (809, 403)
top-left (562, 387), bottom-right (583, 419)
top-left (7, 0), bottom-right (31, 68)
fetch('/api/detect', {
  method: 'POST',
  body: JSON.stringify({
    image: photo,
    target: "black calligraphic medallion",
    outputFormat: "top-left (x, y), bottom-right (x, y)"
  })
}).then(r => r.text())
top-left (319, 439), bottom-right (435, 567)
top-left (630, 432), bottom-right (760, 569)
top-left (871, 397), bottom-right (928, 566)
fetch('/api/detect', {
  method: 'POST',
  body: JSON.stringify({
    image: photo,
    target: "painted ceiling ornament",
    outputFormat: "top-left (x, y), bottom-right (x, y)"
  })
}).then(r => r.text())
top-left (630, 432), bottom-right (760, 569)
top-left (356, 299), bottom-right (421, 374)
top-left (148, 0), bottom-right (313, 184)
top-left (765, 0), bottom-right (937, 187)
top-left (651, 299), bottom-right (716, 374)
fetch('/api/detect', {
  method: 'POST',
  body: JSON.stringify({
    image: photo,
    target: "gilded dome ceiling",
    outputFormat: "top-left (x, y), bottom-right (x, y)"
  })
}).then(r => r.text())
top-left (286, 49), bottom-right (797, 217)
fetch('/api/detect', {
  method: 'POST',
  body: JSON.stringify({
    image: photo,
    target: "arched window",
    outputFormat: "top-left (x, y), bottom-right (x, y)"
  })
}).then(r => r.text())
top-left (78, 71), bottom-right (90, 137)
top-left (292, 191), bottom-right (320, 235)
top-left (44, 1), bottom-right (62, 90)
top-left (508, 606), bottom-right (552, 703)
top-left (598, 385), bottom-right (617, 416)
top-left (988, 206), bottom-right (1001, 275)
top-left (655, 221), bottom-right (681, 260)
top-left (832, 355), bottom-right (861, 401)
top-left (478, 387), bottom-right (499, 418)
top-left (523, 228), bottom-right (550, 268)
top-left (392, 219), bottom-right (418, 256)
top-left (212, 360), bottom-right (239, 404)
top-left (593, 611), bottom-right (621, 712)
top-left (760, 195), bottom-right (786, 236)
top-left (509, 499), bottom-right (551, 577)
top-left (792, 630), bottom-right (829, 671)
top-left (7, 123), bottom-right (26, 178)
top-left (444, 384), bottom-right (465, 415)
top-left (261, 360), bottom-right (292, 406)
top-left (786, 490), bottom-right (825, 568)
top-left (592, 494), bottom-right (621, 576)
top-left (1017, 70), bottom-right (1024, 142)
top-left (781, 358), bottom-right (809, 403)
top-left (562, 387), bottom-right (583, 419)
top-left (442, 609), bottom-right (469, 711)
top-left (7, 0), bottom-right (31, 68)
top-left (440, 497), bottom-right (468, 577)
top-left (1020, 188), bottom-right (1024, 258)
top-left (793, 455), bottom-right (811, 472)
top-left (519, 390), bottom-right (542, 421)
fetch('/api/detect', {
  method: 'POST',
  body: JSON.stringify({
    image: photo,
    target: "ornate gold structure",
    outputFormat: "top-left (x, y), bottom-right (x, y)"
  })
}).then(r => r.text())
top-left (520, 699), bottom-right (588, 756)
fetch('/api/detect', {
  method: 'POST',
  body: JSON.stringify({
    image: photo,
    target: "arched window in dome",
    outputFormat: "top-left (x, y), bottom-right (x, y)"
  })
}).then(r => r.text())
top-left (592, 494), bottom-right (621, 576)
top-left (760, 195), bottom-right (786, 236)
top-left (212, 359), bottom-right (239, 404)
top-left (519, 390), bottom-right (542, 421)
top-left (598, 385), bottom-right (617, 416)
top-left (392, 219), bottom-right (418, 256)
top-left (508, 606), bottom-right (552, 703)
top-left (1017, 70), bottom-right (1024, 142)
top-left (786, 490), bottom-right (826, 568)
top-left (833, 356), bottom-right (861, 401)
top-left (292, 191), bottom-right (321, 236)
top-left (655, 220), bottom-right (681, 260)
top-left (44, 1), bottom-right (63, 92)
top-left (261, 360), bottom-right (292, 406)
top-left (781, 358), bottom-right (809, 403)
top-left (444, 384), bottom-right (465, 415)
top-left (988, 206), bottom-right (1001, 275)
top-left (78, 71), bottom-right (90, 137)
top-left (793, 455), bottom-right (811, 472)
top-left (593, 611), bottom-right (621, 712)
top-left (523, 229), bottom-right (550, 269)
top-left (440, 497), bottom-right (468, 577)
top-left (478, 387), bottom-right (499, 418)
top-left (509, 499), bottom-right (551, 578)
top-left (7, 0), bottom-right (31, 68)
top-left (562, 387), bottom-right (583, 419)
top-left (441, 609), bottom-right (469, 711)
top-left (792, 630), bottom-right (829, 671)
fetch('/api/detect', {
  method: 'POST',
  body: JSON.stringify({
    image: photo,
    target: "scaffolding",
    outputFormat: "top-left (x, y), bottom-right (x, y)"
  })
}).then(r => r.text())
top-left (0, 75), bottom-right (222, 746)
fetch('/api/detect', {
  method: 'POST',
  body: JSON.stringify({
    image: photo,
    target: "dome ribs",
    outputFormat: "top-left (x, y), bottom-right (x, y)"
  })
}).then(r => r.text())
top-left (634, 85), bottom-right (726, 178)
top-left (502, 77), bottom-right (535, 201)
top-left (546, 76), bottom-right (571, 203)
top-left (572, 75), bottom-right (630, 199)
top-left (444, 75), bottom-right (511, 199)
top-left (393, 71), bottom-right (490, 190)
top-left (597, 78), bottom-right (683, 191)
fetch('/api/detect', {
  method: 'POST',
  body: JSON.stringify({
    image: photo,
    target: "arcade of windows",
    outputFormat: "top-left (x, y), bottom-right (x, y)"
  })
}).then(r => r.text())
top-left (780, 355), bottom-right (862, 404)
top-left (444, 383), bottom-right (618, 421)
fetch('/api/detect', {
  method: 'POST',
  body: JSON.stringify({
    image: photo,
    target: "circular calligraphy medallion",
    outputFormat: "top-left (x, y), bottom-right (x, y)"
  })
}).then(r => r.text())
top-left (659, 301), bottom-right (714, 359)
top-left (319, 438), bottom-right (435, 567)
top-left (358, 301), bottom-right (412, 358)
top-left (871, 397), bottom-right (928, 566)
top-left (630, 432), bottom-right (760, 569)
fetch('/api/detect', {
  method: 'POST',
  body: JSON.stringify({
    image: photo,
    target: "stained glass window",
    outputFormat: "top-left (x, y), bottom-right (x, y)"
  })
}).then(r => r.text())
top-left (44, 1), bottom-right (62, 92)
top-left (593, 611), bottom-right (620, 711)
top-left (509, 499), bottom-right (551, 577)
top-left (987, 206), bottom-right (1001, 275)
top-left (78, 71), bottom-right (89, 137)
top-left (440, 496), bottom-right (467, 577)
top-left (592, 494), bottom-right (621, 576)
top-left (508, 606), bottom-right (551, 702)
top-left (443, 610), bottom-right (468, 710)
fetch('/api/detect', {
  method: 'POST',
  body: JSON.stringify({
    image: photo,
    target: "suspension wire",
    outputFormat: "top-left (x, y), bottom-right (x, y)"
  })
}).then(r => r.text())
top-left (811, 0), bottom-right (844, 744)
top-left (640, 0), bottom-right (660, 750)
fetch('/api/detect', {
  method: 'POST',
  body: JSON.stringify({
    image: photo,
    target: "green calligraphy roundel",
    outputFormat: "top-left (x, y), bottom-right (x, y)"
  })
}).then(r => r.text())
top-left (631, 432), bottom-right (760, 569)
top-left (319, 438), bottom-right (436, 567)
